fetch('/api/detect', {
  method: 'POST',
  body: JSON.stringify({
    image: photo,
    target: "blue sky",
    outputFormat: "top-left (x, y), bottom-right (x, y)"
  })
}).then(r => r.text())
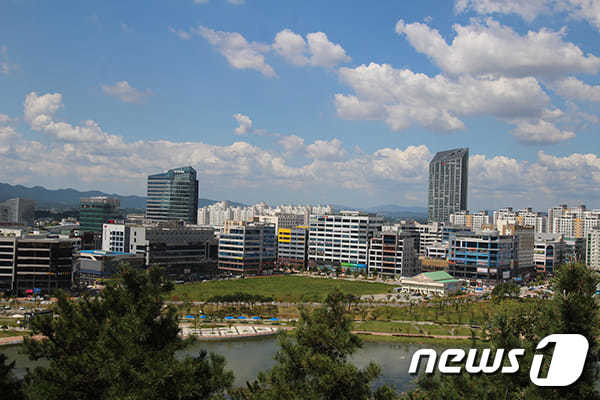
top-left (0, 0), bottom-right (599, 210)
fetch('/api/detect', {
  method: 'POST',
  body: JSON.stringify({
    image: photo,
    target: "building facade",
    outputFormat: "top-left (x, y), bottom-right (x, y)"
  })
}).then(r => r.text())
top-left (77, 250), bottom-right (144, 285)
top-left (79, 197), bottom-right (120, 233)
top-left (0, 198), bottom-right (36, 226)
top-left (428, 148), bottom-right (469, 223)
top-left (450, 210), bottom-right (490, 231)
top-left (146, 166), bottom-right (199, 224)
top-left (0, 236), bottom-right (16, 292)
top-left (448, 230), bottom-right (514, 282)
top-left (102, 222), bottom-right (218, 278)
top-left (548, 205), bottom-right (600, 238)
top-left (535, 233), bottom-right (565, 275)
top-left (368, 231), bottom-right (419, 278)
top-left (218, 221), bottom-right (276, 275)
top-left (0, 235), bottom-right (74, 294)
top-left (587, 228), bottom-right (600, 270)
top-left (277, 226), bottom-right (308, 270)
top-left (308, 211), bottom-right (383, 270)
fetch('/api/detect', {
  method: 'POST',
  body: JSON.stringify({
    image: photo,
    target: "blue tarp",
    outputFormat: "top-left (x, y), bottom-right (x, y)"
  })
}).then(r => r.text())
top-left (224, 316), bottom-right (235, 320)
top-left (237, 316), bottom-right (247, 319)
top-left (251, 316), bottom-right (261, 320)
top-left (184, 315), bottom-right (195, 319)
top-left (199, 315), bottom-right (206, 319)
top-left (269, 317), bottom-right (279, 321)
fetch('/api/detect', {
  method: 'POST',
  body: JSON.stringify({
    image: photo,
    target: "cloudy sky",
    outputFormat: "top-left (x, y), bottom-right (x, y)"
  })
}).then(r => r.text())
top-left (1, 0), bottom-right (599, 210)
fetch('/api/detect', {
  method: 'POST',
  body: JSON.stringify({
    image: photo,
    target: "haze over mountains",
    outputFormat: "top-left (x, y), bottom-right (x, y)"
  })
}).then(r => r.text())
top-left (0, 182), bottom-right (427, 218)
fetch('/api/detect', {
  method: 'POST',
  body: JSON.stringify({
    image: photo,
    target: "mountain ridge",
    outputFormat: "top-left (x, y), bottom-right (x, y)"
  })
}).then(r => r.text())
top-left (0, 183), bottom-right (246, 210)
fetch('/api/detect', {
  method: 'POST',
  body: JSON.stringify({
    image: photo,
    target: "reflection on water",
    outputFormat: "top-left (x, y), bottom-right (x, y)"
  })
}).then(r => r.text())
top-left (2, 338), bottom-right (437, 393)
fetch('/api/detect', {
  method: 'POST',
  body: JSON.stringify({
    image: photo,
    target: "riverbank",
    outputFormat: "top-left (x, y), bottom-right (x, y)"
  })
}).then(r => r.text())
top-left (0, 334), bottom-right (43, 346)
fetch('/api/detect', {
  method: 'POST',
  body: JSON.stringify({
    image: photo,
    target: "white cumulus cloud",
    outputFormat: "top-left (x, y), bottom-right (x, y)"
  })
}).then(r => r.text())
top-left (233, 113), bottom-right (253, 135)
top-left (305, 138), bottom-right (348, 161)
top-left (194, 26), bottom-right (276, 77)
top-left (395, 18), bottom-right (600, 78)
top-left (551, 76), bottom-right (600, 102)
top-left (273, 29), bottom-right (350, 68)
top-left (334, 63), bottom-right (567, 143)
top-left (101, 81), bottom-right (151, 103)
top-left (456, 0), bottom-right (600, 30)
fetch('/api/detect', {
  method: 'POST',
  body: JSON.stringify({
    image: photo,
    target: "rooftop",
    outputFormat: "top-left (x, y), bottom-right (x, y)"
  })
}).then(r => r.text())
top-left (431, 148), bottom-right (469, 163)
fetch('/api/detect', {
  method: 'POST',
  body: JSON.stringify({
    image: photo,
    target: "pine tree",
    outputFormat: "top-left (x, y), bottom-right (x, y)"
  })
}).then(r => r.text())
top-left (232, 289), bottom-right (398, 400)
top-left (22, 266), bottom-right (234, 400)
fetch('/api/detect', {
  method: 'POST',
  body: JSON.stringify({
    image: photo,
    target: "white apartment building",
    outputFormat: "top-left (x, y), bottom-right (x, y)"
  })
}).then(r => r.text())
top-left (493, 207), bottom-right (546, 234)
top-left (450, 210), bottom-right (490, 231)
top-left (368, 231), bottom-right (419, 278)
top-left (587, 228), bottom-right (600, 270)
top-left (548, 205), bottom-right (600, 238)
top-left (197, 202), bottom-right (333, 228)
top-left (308, 211), bottom-right (383, 269)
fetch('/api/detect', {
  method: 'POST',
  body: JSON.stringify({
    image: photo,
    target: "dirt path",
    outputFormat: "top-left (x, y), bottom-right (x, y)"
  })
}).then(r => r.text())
top-left (352, 330), bottom-right (472, 340)
top-left (0, 335), bottom-right (44, 346)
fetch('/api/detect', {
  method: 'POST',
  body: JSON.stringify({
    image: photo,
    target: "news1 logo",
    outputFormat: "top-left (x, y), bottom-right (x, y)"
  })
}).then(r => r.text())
top-left (409, 334), bottom-right (589, 387)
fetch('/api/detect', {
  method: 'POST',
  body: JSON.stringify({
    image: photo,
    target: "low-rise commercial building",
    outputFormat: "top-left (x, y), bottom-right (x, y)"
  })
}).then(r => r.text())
top-left (448, 230), bottom-right (514, 282)
top-left (277, 226), bottom-right (308, 270)
top-left (308, 211), bottom-right (383, 269)
top-left (395, 271), bottom-right (462, 296)
top-left (535, 233), bottom-right (565, 275)
top-left (0, 234), bottom-right (74, 294)
top-left (218, 221), bottom-right (276, 275)
top-left (102, 222), bottom-right (218, 278)
top-left (368, 232), bottom-right (419, 278)
top-left (77, 250), bottom-right (144, 285)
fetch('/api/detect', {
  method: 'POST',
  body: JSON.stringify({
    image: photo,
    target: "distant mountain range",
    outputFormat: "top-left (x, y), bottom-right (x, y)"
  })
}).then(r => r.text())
top-left (0, 183), bottom-right (245, 210)
top-left (0, 182), bottom-right (425, 217)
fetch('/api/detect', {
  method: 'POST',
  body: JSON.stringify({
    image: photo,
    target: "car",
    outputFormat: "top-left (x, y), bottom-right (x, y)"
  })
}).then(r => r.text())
top-left (18, 306), bottom-right (25, 310)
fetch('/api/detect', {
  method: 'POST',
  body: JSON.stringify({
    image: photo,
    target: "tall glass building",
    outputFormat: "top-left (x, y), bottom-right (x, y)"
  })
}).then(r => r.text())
top-left (79, 197), bottom-right (120, 233)
top-left (428, 148), bottom-right (468, 223)
top-left (146, 166), bottom-right (199, 224)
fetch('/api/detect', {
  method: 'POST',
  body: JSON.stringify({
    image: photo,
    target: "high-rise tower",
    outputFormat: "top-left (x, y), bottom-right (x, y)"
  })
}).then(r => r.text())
top-left (146, 166), bottom-right (199, 224)
top-left (428, 148), bottom-right (468, 223)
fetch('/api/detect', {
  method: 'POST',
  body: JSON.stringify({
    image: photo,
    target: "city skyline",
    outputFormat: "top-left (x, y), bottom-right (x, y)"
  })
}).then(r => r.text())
top-left (1, 1), bottom-right (599, 209)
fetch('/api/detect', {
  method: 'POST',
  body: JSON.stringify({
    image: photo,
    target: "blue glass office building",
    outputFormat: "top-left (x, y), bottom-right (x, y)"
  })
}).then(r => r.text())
top-left (146, 167), bottom-right (199, 224)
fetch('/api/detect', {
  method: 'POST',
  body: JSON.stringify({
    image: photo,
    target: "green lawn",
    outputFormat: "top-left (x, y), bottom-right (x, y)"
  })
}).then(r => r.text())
top-left (170, 276), bottom-right (395, 303)
top-left (354, 320), bottom-right (479, 337)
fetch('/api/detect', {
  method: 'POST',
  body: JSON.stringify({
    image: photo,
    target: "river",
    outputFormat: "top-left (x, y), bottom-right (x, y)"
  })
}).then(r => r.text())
top-left (2, 337), bottom-right (434, 393)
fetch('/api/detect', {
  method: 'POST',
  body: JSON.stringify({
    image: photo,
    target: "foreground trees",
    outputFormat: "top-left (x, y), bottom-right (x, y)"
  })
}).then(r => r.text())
top-left (0, 352), bottom-right (24, 400)
top-left (22, 266), bottom-right (233, 400)
top-left (232, 289), bottom-right (397, 400)
top-left (410, 263), bottom-right (600, 400)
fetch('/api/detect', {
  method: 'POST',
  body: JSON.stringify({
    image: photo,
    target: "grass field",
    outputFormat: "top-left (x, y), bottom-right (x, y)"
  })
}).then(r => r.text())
top-left (169, 275), bottom-right (395, 303)
top-left (354, 320), bottom-right (479, 337)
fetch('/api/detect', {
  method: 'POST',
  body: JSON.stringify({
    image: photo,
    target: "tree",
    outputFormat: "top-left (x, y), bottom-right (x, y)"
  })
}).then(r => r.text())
top-left (232, 289), bottom-right (398, 400)
top-left (409, 264), bottom-right (600, 400)
top-left (490, 281), bottom-right (520, 303)
top-left (22, 266), bottom-right (234, 400)
top-left (0, 352), bottom-right (24, 400)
